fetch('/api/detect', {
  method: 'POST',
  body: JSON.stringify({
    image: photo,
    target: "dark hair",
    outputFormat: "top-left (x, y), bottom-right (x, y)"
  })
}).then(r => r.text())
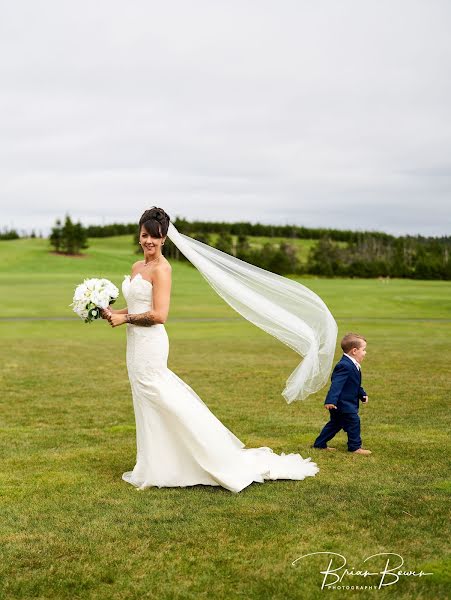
top-left (341, 333), bottom-right (366, 353)
top-left (138, 207), bottom-right (171, 238)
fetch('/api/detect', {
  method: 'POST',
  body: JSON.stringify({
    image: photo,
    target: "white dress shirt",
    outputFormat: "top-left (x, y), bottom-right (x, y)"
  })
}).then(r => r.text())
top-left (343, 353), bottom-right (361, 371)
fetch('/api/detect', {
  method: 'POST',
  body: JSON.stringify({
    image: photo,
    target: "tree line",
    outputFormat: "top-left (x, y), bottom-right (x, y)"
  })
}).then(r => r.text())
top-left (151, 231), bottom-right (301, 276)
top-left (138, 226), bottom-right (451, 280)
top-left (11, 215), bottom-right (449, 280)
top-left (0, 228), bottom-right (20, 240)
top-left (0, 228), bottom-right (44, 240)
top-left (83, 218), bottom-right (397, 243)
top-left (307, 234), bottom-right (450, 280)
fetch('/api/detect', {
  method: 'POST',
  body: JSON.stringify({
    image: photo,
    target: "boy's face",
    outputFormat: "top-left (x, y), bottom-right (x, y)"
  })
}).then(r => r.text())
top-left (351, 341), bottom-right (367, 364)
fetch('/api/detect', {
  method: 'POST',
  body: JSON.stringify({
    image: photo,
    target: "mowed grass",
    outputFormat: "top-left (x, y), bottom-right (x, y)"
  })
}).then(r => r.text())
top-left (0, 237), bottom-right (450, 600)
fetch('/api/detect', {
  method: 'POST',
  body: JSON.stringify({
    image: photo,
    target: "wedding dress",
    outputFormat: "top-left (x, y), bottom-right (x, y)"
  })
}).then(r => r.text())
top-left (121, 272), bottom-right (319, 493)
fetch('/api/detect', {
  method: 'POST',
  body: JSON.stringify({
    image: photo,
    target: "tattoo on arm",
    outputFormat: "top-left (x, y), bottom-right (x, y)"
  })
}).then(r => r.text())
top-left (127, 311), bottom-right (159, 326)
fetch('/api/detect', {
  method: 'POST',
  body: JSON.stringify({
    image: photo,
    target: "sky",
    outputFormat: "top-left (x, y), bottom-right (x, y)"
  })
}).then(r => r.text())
top-left (1, 0), bottom-right (450, 237)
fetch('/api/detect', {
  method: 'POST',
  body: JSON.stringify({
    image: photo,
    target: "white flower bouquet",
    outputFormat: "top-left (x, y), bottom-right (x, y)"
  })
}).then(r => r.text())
top-left (70, 278), bottom-right (119, 323)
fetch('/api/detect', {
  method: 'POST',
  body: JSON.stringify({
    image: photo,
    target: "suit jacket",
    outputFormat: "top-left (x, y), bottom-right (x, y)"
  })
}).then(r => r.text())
top-left (324, 355), bottom-right (367, 413)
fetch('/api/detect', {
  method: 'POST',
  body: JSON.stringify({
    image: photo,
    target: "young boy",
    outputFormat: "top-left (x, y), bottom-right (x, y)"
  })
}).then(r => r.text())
top-left (313, 333), bottom-right (372, 455)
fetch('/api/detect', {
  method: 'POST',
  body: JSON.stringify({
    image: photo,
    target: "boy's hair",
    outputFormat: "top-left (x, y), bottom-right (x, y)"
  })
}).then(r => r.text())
top-left (341, 333), bottom-right (366, 354)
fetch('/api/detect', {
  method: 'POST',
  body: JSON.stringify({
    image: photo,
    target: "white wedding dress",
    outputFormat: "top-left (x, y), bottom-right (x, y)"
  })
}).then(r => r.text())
top-left (121, 273), bottom-right (319, 493)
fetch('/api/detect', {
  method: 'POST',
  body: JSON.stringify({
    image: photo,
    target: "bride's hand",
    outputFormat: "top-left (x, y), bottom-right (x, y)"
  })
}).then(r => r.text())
top-left (100, 307), bottom-right (112, 319)
top-left (108, 313), bottom-right (127, 327)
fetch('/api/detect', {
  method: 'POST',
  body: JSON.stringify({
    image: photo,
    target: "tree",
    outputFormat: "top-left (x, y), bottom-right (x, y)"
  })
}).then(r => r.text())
top-left (70, 220), bottom-right (89, 254)
top-left (49, 215), bottom-right (89, 255)
top-left (236, 234), bottom-right (250, 256)
top-left (307, 238), bottom-right (342, 277)
top-left (215, 232), bottom-right (234, 255)
top-left (192, 232), bottom-right (212, 245)
top-left (49, 219), bottom-right (63, 252)
top-left (279, 241), bottom-right (300, 273)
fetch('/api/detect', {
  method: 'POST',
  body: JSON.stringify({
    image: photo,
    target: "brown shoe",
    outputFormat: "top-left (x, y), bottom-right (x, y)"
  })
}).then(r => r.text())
top-left (312, 446), bottom-right (337, 451)
top-left (352, 448), bottom-right (372, 455)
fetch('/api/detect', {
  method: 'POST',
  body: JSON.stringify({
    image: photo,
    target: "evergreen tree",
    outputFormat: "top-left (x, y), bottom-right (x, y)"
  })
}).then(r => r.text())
top-left (61, 215), bottom-right (75, 254)
top-left (49, 219), bottom-right (63, 252)
top-left (72, 220), bottom-right (89, 254)
top-left (50, 216), bottom-right (89, 255)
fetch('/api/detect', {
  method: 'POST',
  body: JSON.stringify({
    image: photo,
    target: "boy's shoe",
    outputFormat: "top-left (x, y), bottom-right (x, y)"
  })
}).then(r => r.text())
top-left (352, 448), bottom-right (372, 455)
top-left (312, 445), bottom-right (337, 451)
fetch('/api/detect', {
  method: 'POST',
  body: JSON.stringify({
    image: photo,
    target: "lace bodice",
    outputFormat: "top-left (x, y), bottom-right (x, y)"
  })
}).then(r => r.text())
top-left (122, 273), bottom-right (153, 314)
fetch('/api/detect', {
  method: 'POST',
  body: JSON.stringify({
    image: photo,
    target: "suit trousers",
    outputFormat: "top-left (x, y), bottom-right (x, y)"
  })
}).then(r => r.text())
top-left (314, 409), bottom-right (362, 451)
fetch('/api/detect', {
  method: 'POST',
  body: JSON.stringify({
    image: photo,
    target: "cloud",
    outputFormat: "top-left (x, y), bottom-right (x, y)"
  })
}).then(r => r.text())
top-left (1, 0), bottom-right (450, 236)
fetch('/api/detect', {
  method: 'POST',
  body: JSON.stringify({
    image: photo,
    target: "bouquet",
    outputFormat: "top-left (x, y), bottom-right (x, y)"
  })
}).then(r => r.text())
top-left (70, 278), bottom-right (119, 323)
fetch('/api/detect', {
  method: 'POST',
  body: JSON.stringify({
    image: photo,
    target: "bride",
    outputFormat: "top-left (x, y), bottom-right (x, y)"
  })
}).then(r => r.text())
top-left (102, 207), bottom-right (336, 493)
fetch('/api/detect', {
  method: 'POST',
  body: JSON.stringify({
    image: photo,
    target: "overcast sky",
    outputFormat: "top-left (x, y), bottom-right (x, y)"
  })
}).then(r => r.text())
top-left (1, 0), bottom-right (450, 237)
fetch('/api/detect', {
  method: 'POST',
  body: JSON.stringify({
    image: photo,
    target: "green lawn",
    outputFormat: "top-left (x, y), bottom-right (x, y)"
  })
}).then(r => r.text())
top-left (0, 237), bottom-right (450, 599)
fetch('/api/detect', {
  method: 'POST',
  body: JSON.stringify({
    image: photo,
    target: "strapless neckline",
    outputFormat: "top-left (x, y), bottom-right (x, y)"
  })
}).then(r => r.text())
top-left (125, 273), bottom-right (153, 288)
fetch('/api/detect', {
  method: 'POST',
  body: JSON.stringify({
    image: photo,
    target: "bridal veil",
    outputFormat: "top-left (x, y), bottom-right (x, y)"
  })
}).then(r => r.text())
top-left (167, 223), bottom-right (337, 403)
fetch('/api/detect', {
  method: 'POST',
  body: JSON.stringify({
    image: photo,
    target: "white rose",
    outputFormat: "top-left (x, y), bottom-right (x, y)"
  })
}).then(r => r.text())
top-left (90, 291), bottom-right (102, 306)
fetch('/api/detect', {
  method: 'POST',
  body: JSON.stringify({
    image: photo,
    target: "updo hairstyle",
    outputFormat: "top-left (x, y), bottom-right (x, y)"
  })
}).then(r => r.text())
top-left (138, 207), bottom-right (171, 238)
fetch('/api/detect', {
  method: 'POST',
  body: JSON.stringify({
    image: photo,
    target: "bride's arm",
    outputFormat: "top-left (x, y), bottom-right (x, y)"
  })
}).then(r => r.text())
top-left (108, 264), bottom-right (172, 327)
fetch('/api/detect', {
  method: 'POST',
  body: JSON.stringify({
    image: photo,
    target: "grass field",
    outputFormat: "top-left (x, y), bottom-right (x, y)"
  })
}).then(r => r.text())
top-left (0, 237), bottom-right (450, 599)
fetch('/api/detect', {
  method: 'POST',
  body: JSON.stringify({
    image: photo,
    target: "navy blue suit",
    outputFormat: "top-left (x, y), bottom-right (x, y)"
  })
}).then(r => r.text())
top-left (313, 355), bottom-right (367, 451)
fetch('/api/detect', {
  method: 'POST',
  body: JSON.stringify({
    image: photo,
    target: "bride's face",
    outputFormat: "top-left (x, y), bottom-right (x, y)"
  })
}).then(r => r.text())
top-left (140, 226), bottom-right (166, 257)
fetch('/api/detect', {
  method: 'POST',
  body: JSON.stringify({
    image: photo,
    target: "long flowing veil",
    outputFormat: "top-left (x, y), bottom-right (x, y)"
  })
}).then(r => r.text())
top-left (167, 223), bottom-right (337, 403)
